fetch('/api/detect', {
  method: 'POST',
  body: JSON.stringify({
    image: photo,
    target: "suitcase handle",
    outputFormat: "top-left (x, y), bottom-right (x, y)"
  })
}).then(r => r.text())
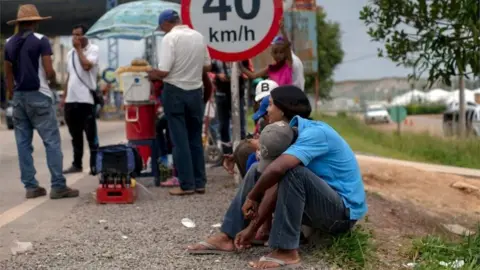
top-left (125, 107), bottom-right (139, 122)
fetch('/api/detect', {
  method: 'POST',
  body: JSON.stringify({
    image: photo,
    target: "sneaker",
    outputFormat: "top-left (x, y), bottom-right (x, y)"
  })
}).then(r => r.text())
top-left (25, 186), bottom-right (47, 199)
top-left (50, 187), bottom-right (79, 200)
top-left (63, 165), bottom-right (82, 174)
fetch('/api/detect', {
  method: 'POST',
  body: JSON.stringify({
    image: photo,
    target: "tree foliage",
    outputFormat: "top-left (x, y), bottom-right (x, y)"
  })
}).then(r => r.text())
top-left (360, 0), bottom-right (480, 87)
top-left (305, 8), bottom-right (344, 99)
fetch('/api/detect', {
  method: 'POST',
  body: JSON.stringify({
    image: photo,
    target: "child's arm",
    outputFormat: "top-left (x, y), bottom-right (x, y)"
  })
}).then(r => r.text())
top-left (279, 19), bottom-right (293, 65)
top-left (239, 64), bottom-right (268, 79)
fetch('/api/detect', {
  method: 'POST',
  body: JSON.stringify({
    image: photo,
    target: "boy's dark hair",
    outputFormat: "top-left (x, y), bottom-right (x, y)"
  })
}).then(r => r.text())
top-left (271, 85), bottom-right (312, 120)
top-left (73, 24), bottom-right (88, 35)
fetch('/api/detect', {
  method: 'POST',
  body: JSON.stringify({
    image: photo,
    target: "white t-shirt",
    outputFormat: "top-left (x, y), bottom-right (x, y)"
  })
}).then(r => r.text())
top-left (291, 51), bottom-right (305, 91)
top-left (66, 43), bottom-right (99, 104)
top-left (158, 25), bottom-right (211, 90)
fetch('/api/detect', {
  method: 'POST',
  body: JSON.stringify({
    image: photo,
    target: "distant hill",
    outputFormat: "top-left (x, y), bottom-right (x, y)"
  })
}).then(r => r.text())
top-left (329, 76), bottom-right (480, 100)
top-left (331, 77), bottom-right (444, 100)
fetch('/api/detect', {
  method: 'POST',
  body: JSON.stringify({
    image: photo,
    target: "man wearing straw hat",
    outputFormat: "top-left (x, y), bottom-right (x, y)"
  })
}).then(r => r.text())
top-left (4, 4), bottom-right (79, 199)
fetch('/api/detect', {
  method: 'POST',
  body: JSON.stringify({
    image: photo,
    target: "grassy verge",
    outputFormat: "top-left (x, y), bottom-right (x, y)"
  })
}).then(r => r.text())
top-left (312, 224), bottom-right (376, 269)
top-left (408, 227), bottom-right (480, 269)
top-left (247, 112), bottom-right (480, 168)
top-left (316, 113), bottom-right (480, 169)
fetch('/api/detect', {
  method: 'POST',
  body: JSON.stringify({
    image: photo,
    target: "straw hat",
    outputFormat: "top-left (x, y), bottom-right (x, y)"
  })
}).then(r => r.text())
top-left (7, 4), bottom-right (52, 25)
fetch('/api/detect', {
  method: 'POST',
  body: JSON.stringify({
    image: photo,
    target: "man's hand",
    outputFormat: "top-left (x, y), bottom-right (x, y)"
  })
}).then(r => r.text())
top-left (223, 154), bottom-right (235, 175)
top-left (242, 198), bottom-right (259, 220)
top-left (147, 70), bottom-right (162, 81)
top-left (72, 37), bottom-right (82, 50)
top-left (217, 73), bottom-right (228, 82)
top-left (234, 226), bottom-right (255, 250)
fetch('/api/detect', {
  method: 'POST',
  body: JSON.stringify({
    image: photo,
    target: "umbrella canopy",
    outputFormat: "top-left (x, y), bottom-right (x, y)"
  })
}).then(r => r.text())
top-left (86, 0), bottom-right (180, 40)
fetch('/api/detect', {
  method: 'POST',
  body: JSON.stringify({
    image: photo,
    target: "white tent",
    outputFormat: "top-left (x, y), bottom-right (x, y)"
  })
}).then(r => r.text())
top-left (391, 89), bottom-right (426, 105)
top-left (425, 89), bottom-right (450, 103)
top-left (445, 89), bottom-right (475, 104)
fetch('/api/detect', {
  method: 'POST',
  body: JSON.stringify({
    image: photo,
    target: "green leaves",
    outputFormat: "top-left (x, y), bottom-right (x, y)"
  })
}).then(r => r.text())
top-left (359, 0), bottom-right (480, 87)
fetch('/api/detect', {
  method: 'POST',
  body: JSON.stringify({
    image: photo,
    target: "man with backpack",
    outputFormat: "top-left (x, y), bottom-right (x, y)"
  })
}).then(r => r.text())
top-left (62, 24), bottom-right (100, 175)
top-left (4, 4), bottom-right (79, 199)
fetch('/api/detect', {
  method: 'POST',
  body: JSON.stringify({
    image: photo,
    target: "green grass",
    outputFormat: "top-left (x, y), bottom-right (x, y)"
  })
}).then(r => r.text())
top-left (408, 226), bottom-right (480, 269)
top-left (316, 113), bottom-right (480, 169)
top-left (311, 224), bottom-right (376, 269)
top-left (247, 112), bottom-right (480, 168)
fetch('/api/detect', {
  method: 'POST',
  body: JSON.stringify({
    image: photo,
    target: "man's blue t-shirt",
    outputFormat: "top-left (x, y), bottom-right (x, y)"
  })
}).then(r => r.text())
top-left (284, 116), bottom-right (367, 220)
top-left (4, 31), bottom-right (53, 92)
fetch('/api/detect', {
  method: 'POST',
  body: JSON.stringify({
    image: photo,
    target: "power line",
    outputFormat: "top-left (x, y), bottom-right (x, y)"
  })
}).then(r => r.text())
top-left (341, 54), bottom-right (379, 64)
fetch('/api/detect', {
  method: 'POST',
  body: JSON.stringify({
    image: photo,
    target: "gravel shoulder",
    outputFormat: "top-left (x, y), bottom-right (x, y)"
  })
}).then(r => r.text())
top-left (0, 167), bottom-right (329, 270)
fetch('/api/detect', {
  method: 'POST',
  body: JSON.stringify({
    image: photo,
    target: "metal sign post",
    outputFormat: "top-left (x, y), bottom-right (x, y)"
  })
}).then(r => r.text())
top-left (230, 62), bottom-right (241, 151)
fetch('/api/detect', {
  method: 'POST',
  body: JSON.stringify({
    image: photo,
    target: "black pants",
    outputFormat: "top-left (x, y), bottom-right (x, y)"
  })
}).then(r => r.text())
top-left (64, 102), bottom-right (99, 171)
top-left (215, 92), bottom-right (246, 154)
top-left (155, 114), bottom-right (172, 157)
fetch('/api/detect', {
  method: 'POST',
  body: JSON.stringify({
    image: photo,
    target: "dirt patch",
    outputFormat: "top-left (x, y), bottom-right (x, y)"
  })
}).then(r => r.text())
top-left (360, 160), bottom-right (480, 224)
top-left (359, 161), bottom-right (480, 268)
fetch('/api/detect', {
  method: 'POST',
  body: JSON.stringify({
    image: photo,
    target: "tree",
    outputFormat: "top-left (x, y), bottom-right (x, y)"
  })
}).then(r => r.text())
top-left (305, 8), bottom-right (344, 99)
top-left (360, 0), bottom-right (480, 136)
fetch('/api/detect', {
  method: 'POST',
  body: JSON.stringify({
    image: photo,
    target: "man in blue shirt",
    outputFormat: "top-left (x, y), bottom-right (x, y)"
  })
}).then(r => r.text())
top-left (187, 85), bottom-right (367, 269)
top-left (4, 4), bottom-right (79, 199)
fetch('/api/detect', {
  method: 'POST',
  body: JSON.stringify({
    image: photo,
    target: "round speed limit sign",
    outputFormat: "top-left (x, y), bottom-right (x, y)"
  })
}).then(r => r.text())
top-left (181, 0), bottom-right (283, 61)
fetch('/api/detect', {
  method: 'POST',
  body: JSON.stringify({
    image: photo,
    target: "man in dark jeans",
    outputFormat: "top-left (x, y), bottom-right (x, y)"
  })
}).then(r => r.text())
top-left (147, 9), bottom-right (211, 196)
top-left (211, 60), bottom-right (250, 155)
top-left (62, 24), bottom-right (100, 174)
top-left (4, 4), bottom-right (79, 199)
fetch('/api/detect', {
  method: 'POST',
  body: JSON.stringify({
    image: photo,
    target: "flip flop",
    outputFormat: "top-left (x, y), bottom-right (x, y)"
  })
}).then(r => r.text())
top-left (160, 177), bottom-right (180, 187)
top-left (249, 256), bottom-right (302, 269)
top-left (187, 241), bottom-right (234, 255)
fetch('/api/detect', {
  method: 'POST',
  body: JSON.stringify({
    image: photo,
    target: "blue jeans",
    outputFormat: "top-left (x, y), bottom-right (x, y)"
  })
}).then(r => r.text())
top-left (12, 91), bottom-right (66, 190)
top-left (162, 83), bottom-right (206, 190)
top-left (221, 164), bottom-right (355, 250)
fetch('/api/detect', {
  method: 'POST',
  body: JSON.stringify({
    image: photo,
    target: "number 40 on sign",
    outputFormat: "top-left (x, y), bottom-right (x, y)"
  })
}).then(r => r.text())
top-left (182, 0), bottom-right (283, 61)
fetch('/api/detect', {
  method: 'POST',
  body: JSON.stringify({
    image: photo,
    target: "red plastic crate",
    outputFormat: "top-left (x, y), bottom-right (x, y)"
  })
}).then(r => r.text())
top-left (96, 184), bottom-right (137, 204)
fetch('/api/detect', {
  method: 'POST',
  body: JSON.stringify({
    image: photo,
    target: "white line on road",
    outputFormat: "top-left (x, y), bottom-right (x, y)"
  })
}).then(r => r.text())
top-left (0, 172), bottom-right (88, 229)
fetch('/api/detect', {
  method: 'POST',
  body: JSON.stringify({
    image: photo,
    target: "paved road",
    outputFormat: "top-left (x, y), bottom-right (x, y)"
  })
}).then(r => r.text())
top-left (0, 121), bottom-right (126, 260)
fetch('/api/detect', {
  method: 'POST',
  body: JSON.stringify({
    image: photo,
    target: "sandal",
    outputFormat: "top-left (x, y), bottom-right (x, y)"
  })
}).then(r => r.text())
top-left (248, 256), bottom-right (301, 269)
top-left (160, 177), bottom-right (180, 187)
top-left (187, 241), bottom-right (234, 255)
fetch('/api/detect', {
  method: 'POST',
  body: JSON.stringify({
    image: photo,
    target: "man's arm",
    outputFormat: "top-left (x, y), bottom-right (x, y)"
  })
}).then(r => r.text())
top-left (42, 55), bottom-right (56, 84)
top-left (203, 46), bottom-right (212, 72)
top-left (154, 35), bottom-right (174, 79)
top-left (248, 154), bottom-right (302, 202)
top-left (4, 61), bottom-right (14, 100)
top-left (40, 37), bottom-right (56, 83)
top-left (248, 184), bottom-right (278, 232)
top-left (75, 47), bottom-right (94, 71)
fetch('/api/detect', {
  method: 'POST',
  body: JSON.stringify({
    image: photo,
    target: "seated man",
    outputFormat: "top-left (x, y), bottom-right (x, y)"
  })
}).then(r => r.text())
top-left (187, 85), bottom-right (368, 269)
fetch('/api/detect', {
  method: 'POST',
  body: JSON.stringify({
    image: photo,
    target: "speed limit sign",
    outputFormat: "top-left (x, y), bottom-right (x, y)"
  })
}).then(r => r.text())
top-left (181, 0), bottom-right (283, 61)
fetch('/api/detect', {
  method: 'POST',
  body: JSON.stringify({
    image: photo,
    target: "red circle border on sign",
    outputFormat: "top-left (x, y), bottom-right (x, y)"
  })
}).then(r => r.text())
top-left (181, 0), bottom-right (283, 62)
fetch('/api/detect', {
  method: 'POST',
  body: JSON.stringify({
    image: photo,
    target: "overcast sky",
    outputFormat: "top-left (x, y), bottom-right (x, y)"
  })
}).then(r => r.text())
top-left (68, 0), bottom-right (412, 82)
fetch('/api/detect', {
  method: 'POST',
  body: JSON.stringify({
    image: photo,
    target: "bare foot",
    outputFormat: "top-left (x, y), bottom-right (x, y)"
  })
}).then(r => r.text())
top-left (187, 233), bottom-right (235, 253)
top-left (248, 249), bottom-right (301, 269)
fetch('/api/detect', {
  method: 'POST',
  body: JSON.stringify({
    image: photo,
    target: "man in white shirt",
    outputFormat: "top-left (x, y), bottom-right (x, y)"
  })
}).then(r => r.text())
top-left (63, 24), bottom-right (100, 175)
top-left (291, 51), bottom-right (305, 91)
top-left (147, 10), bottom-right (211, 196)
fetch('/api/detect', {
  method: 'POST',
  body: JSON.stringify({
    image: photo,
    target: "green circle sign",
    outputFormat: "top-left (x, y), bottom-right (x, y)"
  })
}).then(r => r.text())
top-left (388, 106), bottom-right (407, 123)
top-left (102, 68), bottom-right (117, 84)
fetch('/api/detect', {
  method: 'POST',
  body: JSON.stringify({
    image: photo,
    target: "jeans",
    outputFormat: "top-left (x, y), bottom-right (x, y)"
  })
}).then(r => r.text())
top-left (162, 83), bottom-right (206, 190)
top-left (215, 92), bottom-right (246, 154)
top-left (221, 164), bottom-right (355, 250)
top-left (12, 91), bottom-right (66, 190)
top-left (64, 102), bottom-right (99, 171)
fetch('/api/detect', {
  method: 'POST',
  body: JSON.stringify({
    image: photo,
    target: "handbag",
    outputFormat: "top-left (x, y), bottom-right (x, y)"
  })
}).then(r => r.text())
top-left (71, 51), bottom-right (102, 106)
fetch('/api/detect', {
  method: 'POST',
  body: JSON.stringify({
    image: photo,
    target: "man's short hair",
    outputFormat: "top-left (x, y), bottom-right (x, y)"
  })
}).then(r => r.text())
top-left (73, 24), bottom-right (88, 35)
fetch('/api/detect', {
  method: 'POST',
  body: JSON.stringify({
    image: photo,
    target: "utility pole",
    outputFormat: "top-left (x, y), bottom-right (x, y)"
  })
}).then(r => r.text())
top-left (458, 72), bottom-right (466, 137)
top-left (106, 0), bottom-right (118, 69)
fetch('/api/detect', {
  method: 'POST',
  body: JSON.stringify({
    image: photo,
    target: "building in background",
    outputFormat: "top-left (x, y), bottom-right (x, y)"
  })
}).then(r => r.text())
top-left (49, 36), bottom-right (69, 86)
